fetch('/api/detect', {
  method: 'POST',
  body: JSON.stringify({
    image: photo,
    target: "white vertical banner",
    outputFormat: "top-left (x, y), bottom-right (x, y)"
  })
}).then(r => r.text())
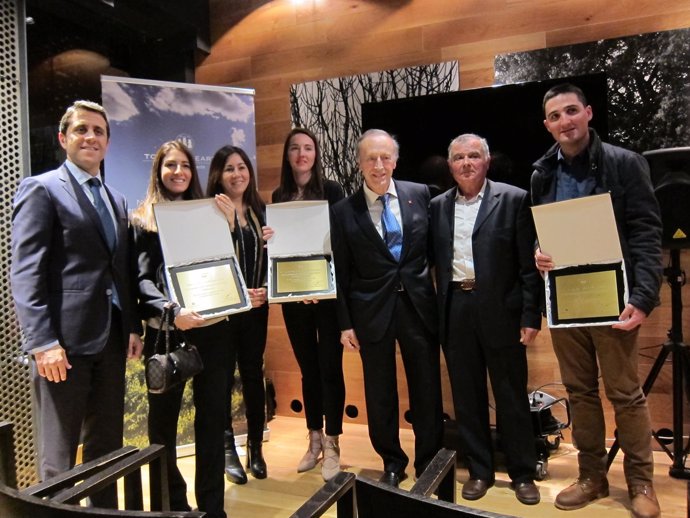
top-left (101, 75), bottom-right (256, 210)
top-left (101, 76), bottom-right (257, 448)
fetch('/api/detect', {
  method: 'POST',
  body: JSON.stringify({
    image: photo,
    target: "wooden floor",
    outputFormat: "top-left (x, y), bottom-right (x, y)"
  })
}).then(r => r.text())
top-left (171, 415), bottom-right (687, 518)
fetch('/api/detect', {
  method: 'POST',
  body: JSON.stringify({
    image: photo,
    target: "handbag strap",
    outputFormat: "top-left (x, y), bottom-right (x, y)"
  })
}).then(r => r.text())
top-left (152, 302), bottom-right (178, 355)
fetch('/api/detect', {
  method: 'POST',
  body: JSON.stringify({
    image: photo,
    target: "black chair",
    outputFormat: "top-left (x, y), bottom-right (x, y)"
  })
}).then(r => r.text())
top-left (0, 422), bottom-right (203, 518)
top-left (355, 476), bottom-right (518, 518)
top-left (409, 447), bottom-right (457, 502)
top-left (293, 448), bottom-right (518, 518)
top-left (289, 471), bottom-right (356, 518)
top-left (355, 448), bottom-right (516, 518)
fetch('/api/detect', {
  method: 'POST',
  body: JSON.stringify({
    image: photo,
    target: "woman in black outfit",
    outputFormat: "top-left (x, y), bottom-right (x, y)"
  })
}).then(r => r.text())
top-left (131, 140), bottom-right (230, 518)
top-left (206, 145), bottom-right (269, 485)
top-left (272, 128), bottom-right (346, 481)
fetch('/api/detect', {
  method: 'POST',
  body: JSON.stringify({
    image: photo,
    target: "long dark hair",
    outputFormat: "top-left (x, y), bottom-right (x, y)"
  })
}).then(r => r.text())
top-left (275, 128), bottom-right (325, 202)
top-left (131, 140), bottom-right (203, 232)
top-left (206, 145), bottom-right (265, 217)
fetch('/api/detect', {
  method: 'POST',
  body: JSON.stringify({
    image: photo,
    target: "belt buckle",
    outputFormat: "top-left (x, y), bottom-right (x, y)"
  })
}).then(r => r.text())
top-left (459, 279), bottom-right (475, 291)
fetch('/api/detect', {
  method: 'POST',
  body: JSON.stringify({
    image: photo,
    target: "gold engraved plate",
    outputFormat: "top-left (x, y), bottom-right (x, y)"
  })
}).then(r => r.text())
top-left (555, 270), bottom-right (620, 320)
top-left (175, 263), bottom-right (241, 312)
top-left (276, 258), bottom-right (329, 294)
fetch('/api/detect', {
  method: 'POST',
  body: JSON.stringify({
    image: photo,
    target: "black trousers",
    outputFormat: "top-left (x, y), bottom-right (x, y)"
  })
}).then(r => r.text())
top-left (358, 291), bottom-right (443, 476)
top-left (32, 307), bottom-right (126, 509)
top-left (281, 300), bottom-right (345, 436)
top-left (145, 320), bottom-right (231, 517)
top-left (225, 303), bottom-right (269, 443)
top-left (187, 320), bottom-right (232, 518)
top-left (443, 289), bottom-right (536, 483)
top-left (143, 328), bottom-right (191, 512)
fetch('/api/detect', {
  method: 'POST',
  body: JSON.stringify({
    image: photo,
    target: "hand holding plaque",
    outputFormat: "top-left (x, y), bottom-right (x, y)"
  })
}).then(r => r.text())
top-left (154, 199), bottom-right (251, 318)
top-left (531, 193), bottom-right (628, 327)
top-left (266, 201), bottom-right (337, 302)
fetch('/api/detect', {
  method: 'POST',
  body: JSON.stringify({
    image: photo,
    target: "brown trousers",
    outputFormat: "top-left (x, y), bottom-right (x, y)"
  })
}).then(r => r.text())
top-left (551, 325), bottom-right (654, 487)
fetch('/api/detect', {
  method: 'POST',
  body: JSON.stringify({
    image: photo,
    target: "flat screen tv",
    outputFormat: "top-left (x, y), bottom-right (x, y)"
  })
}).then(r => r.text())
top-left (361, 73), bottom-right (609, 193)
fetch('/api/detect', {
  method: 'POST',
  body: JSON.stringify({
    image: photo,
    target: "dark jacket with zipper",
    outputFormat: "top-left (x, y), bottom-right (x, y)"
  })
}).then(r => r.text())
top-left (531, 129), bottom-right (663, 315)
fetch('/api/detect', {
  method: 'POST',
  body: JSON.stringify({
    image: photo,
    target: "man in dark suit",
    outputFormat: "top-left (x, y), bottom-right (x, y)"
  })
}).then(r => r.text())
top-left (10, 100), bottom-right (142, 507)
top-left (430, 133), bottom-right (542, 505)
top-left (331, 128), bottom-right (443, 487)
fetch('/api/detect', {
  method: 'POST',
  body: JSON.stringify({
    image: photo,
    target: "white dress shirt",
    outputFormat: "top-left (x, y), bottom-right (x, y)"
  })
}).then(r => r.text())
top-left (452, 181), bottom-right (486, 281)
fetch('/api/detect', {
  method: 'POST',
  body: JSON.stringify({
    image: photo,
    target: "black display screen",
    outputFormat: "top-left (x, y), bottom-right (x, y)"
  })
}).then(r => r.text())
top-left (361, 73), bottom-right (609, 193)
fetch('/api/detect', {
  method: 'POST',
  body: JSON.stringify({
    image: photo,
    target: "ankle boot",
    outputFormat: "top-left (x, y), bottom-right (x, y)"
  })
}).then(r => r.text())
top-left (321, 434), bottom-right (341, 481)
top-left (246, 440), bottom-right (267, 479)
top-left (297, 429), bottom-right (324, 472)
top-left (224, 432), bottom-right (247, 484)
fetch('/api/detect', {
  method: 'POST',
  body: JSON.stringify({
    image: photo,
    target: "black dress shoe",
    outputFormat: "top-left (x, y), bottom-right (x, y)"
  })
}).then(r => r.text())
top-left (511, 481), bottom-right (540, 505)
top-left (379, 470), bottom-right (408, 488)
top-left (462, 479), bottom-right (494, 500)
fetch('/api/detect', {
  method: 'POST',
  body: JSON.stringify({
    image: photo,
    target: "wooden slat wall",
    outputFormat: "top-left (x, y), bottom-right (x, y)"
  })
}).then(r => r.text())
top-left (197, 0), bottom-right (690, 438)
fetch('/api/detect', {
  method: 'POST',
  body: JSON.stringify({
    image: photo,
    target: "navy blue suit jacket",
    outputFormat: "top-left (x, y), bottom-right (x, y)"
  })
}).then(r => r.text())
top-left (10, 164), bottom-right (136, 355)
top-left (331, 180), bottom-right (437, 344)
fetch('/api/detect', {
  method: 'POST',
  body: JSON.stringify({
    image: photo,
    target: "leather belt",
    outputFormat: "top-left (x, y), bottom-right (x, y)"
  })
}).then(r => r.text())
top-left (451, 279), bottom-right (475, 291)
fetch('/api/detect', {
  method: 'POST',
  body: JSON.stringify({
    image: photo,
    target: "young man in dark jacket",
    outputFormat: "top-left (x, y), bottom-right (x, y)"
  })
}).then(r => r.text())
top-left (532, 83), bottom-right (662, 518)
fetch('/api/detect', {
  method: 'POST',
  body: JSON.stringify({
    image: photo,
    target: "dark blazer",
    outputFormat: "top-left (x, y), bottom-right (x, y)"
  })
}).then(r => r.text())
top-left (131, 225), bottom-right (168, 322)
top-left (331, 180), bottom-right (437, 343)
top-left (430, 180), bottom-right (542, 347)
top-left (10, 164), bottom-right (136, 355)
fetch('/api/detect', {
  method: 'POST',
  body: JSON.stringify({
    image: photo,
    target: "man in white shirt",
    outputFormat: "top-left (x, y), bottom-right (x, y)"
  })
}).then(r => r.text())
top-left (430, 133), bottom-right (542, 505)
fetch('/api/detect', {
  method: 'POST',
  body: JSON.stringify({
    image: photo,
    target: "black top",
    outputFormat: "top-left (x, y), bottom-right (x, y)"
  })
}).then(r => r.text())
top-left (232, 207), bottom-right (267, 289)
top-left (272, 179), bottom-right (345, 206)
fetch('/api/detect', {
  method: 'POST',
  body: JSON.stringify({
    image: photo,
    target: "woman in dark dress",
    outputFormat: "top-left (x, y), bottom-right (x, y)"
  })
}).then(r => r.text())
top-left (271, 128), bottom-right (346, 481)
top-left (207, 145), bottom-right (269, 485)
top-left (131, 140), bottom-right (231, 518)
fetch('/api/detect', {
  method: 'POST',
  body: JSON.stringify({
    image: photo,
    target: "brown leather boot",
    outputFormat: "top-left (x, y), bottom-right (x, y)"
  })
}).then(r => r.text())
top-left (629, 485), bottom-right (660, 518)
top-left (554, 477), bottom-right (609, 510)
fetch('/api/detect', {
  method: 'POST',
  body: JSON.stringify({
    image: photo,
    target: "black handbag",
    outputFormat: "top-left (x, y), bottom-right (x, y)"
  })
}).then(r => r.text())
top-left (145, 302), bottom-right (203, 394)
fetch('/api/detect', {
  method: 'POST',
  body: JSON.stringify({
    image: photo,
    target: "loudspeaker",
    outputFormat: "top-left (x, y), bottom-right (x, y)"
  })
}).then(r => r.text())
top-left (643, 147), bottom-right (690, 249)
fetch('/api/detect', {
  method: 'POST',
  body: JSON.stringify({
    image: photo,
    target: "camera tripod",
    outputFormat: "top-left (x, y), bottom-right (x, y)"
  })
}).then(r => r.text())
top-left (606, 248), bottom-right (690, 479)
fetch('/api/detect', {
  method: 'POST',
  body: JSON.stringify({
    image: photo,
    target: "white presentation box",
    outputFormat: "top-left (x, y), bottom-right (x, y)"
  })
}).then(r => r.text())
top-left (153, 199), bottom-right (252, 318)
top-left (531, 193), bottom-right (629, 328)
top-left (266, 200), bottom-right (337, 303)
